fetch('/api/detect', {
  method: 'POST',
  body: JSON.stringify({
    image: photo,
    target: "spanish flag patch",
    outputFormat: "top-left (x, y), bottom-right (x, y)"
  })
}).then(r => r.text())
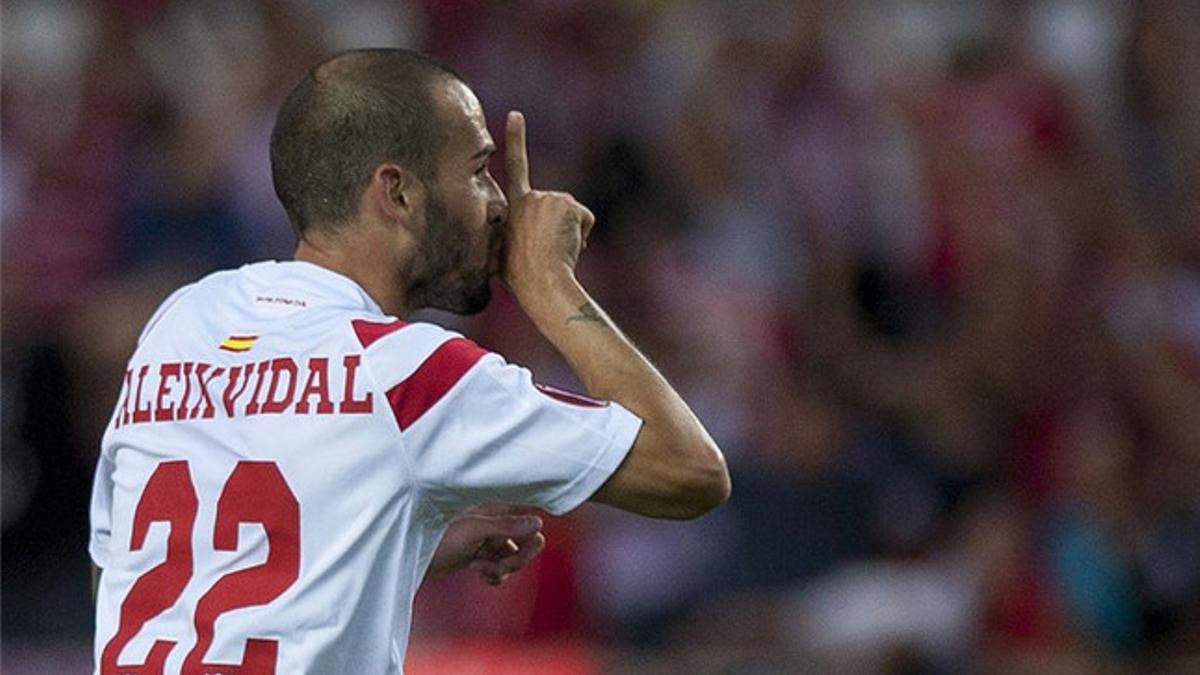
top-left (219, 335), bottom-right (258, 352)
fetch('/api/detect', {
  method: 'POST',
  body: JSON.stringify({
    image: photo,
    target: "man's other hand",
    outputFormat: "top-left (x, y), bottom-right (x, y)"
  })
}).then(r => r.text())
top-left (427, 505), bottom-right (546, 586)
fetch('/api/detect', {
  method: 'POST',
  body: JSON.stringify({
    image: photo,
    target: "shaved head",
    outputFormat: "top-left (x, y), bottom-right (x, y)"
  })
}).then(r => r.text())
top-left (270, 49), bottom-right (465, 234)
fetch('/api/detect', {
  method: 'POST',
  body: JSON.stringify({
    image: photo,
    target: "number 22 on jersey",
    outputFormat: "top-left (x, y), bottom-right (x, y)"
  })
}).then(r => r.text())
top-left (101, 460), bottom-right (300, 675)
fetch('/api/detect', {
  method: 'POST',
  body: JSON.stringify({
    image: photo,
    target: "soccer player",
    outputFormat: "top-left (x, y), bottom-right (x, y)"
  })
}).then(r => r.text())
top-left (89, 49), bottom-right (730, 674)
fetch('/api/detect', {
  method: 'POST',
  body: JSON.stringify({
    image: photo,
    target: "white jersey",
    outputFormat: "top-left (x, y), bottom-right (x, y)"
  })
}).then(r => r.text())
top-left (89, 260), bottom-right (641, 674)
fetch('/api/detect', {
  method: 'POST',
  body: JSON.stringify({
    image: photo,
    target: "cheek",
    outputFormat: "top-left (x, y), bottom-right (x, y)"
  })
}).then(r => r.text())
top-left (446, 183), bottom-right (488, 223)
top-left (463, 188), bottom-right (492, 241)
top-left (471, 185), bottom-right (492, 226)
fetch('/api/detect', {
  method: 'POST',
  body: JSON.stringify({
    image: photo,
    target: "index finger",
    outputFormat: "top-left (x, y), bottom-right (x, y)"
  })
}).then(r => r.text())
top-left (506, 110), bottom-right (530, 197)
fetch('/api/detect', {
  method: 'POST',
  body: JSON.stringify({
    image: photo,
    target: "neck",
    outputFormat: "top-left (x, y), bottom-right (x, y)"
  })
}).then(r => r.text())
top-left (294, 234), bottom-right (412, 318)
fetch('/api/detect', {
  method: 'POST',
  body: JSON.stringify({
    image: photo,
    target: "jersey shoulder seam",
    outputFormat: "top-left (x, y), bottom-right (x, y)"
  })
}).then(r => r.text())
top-left (356, 319), bottom-right (495, 520)
top-left (344, 317), bottom-right (448, 525)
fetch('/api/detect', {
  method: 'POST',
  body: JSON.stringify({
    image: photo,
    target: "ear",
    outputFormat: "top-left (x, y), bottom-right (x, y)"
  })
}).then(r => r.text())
top-left (369, 163), bottom-right (425, 233)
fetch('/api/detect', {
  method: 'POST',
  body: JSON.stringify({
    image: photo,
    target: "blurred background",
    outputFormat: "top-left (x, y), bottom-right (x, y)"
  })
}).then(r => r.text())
top-left (3, 0), bottom-right (1200, 673)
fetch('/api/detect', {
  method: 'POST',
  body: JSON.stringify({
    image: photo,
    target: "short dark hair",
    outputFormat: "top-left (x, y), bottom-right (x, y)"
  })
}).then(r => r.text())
top-left (270, 49), bottom-right (464, 234)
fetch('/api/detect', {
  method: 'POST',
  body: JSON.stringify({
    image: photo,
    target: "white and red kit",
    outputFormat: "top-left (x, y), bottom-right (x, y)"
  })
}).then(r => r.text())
top-left (89, 260), bottom-right (641, 674)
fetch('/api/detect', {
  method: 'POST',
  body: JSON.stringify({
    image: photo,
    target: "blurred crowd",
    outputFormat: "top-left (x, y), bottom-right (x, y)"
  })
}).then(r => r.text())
top-left (4, 1), bottom-right (1200, 673)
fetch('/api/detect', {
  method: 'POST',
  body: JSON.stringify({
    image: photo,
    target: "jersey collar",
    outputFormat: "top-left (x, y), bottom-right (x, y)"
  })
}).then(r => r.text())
top-left (268, 260), bottom-right (386, 316)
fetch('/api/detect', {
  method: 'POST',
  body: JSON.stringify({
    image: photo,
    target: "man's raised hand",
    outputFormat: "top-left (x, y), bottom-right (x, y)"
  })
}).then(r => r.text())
top-left (502, 111), bottom-right (595, 296)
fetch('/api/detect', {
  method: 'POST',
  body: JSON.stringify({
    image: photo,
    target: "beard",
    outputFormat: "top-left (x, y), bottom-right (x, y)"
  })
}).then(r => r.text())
top-left (405, 188), bottom-right (495, 315)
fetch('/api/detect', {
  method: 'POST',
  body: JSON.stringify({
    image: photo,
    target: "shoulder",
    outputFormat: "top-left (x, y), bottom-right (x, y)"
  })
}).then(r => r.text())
top-left (349, 317), bottom-right (496, 385)
top-left (348, 318), bottom-right (502, 430)
top-left (135, 267), bottom-right (253, 346)
top-left (349, 317), bottom-right (486, 355)
top-left (136, 282), bottom-right (200, 346)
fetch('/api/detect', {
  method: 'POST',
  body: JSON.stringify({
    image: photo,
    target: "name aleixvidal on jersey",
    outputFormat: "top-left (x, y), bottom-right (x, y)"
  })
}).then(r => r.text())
top-left (112, 355), bottom-right (373, 428)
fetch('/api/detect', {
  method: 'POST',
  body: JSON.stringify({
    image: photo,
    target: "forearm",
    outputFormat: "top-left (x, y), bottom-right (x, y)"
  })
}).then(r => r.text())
top-left (499, 110), bottom-right (728, 518)
top-left (513, 274), bottom-right (728, 517)
top-left (517, 277), bottom-right (651, 399)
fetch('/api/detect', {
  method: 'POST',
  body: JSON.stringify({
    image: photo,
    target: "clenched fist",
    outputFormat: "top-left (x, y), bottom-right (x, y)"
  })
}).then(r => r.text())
top-left (501, 111), bottom-right (595, 297)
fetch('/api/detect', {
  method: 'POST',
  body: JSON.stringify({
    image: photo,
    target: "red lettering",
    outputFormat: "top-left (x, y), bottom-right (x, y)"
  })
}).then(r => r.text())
top-left (295, 358), bottom-right (334, 414)
top-left (155, 363), bottom-right (181, 422)
top-left (261, 358), bottom-right (298, 414)
top-left (191, 364), bottom-right (221, 419)
top-left (222, 366), bottom-right (252, 417)
top-left (103, 460), bottom-right (298, 675)
top-left (132, 365), bottom-right (153, 424)
top-left (340, 355), bottom-right (373, 414)
top-left (244, 361), bottom-right (271, 416)
top-left (175, 362), bottom-right (194, 419)
top-left (181, 462), bottom-right (299, 674)
top-left (115, 359), bottom-right (372, 422)
top-left (115, 369), bottom-right (133, 428)
top-left (99, 461), bottom-right (198, 674)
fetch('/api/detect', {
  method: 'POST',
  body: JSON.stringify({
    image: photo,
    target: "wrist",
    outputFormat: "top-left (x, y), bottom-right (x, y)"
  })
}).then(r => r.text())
top-left (508, 266), bottom-right (580, 310)
top-left (510, 271), bottom-right (592, 329)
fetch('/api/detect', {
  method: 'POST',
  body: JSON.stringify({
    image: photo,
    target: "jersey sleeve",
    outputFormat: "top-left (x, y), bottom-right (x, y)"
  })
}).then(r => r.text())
top-left (88, 450), bottom-right (116, 568)
top-left (355, 320), bottom-right (642, 518)
top-left (90, 283), bottom-right (192, 565)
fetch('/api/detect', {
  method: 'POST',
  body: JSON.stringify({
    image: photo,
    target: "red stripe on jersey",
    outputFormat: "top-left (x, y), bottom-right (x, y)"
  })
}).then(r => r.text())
top-left (386, 338), bottom-right (487, 430)
top-left (534, 382), bottom-right (610, 408)
top-left (351, 318), bottom-right (409, 348)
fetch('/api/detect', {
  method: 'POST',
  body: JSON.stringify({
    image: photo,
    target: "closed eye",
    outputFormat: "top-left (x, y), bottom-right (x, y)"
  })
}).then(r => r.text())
top-left (470, 144), bottom-right (496, 173)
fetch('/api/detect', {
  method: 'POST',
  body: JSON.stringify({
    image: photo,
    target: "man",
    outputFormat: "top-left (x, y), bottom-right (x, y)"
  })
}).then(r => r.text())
top-left (90, 48), bottom-right (729, 674)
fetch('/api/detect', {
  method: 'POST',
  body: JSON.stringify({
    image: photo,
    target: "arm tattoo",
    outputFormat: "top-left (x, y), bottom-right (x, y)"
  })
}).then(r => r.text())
top-left (566, 302), bottom-right (604, 325)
